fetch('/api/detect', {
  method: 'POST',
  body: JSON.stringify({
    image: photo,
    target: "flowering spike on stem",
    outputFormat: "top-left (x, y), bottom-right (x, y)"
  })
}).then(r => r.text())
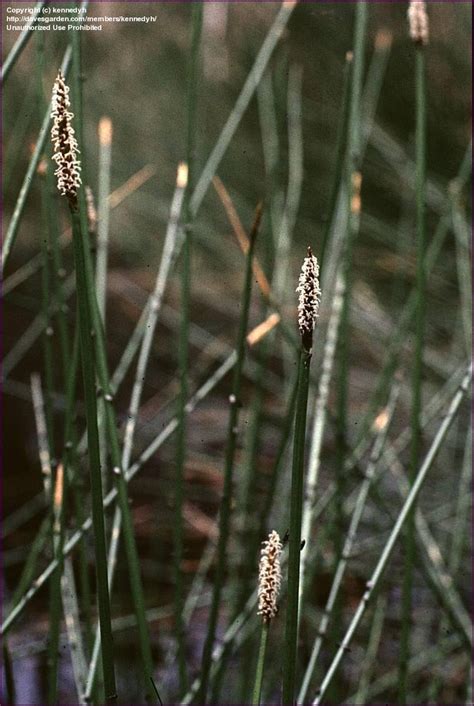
top-left (296, 247), bottom-right (321, 351)
top-left (51, 71), bottom-right (82, 206)
top-left (408, 1), bottom-right (429, 47)
top-left (257, 530), bottom-right (282, 622)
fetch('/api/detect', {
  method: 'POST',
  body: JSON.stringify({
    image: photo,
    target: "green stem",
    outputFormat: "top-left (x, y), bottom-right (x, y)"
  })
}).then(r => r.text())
top-left (313, 365), bottom-right (472, 706)
top-left (331, 8), bottom-right (367, 685)
top-left (399, 47), bottom-right (426, 705)
top-left (318, 51), bottom-right (353, 271)
top-left (71, 24), bottom-right (155, 701)
top-left (210, 363), bottom-right (297, 703)
top-left (174, 4), bottom-right (203, 695)
top-left (2, 42), bottom-right (74, 269)
top-left (70, 205), bottom-right (117, 703)
top-left (62, 326), bottom-right (94, 655)
top-left (47, 467), bottom-right (65, 705)
top-left (10, 515), bottom-right (51, 608)
top-left (1, 0), bottom-right (48, 82)
top-left (282, 344), bottom-right (312, 706)
top-left (252, 621), bottom-right (269, 705)
top-left (35, 33), bottom-right (60, 704)
top-left (197, 205), bottom-right (261, 704)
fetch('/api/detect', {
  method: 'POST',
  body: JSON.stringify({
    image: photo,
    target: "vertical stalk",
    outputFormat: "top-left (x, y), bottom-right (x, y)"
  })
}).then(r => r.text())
top-left (175, 4), bottom-right (203, 695)
top-left (282, 346), bottom-right (312, 706)
top-left (36, 32), bottom-right (55, 468)
top-left (197, 204), bottom-right (262, 704)
top-left (47, 464), bottom-right (65, 705)
top-left (332, 4), bottom-right (367, 688)
top-left (399, 46), bottom-right (426, 704)
top-left (70, 205), bottom-right (117, 703)
top-left (252, 622), bottom-right (269, 706)
top-left (318, 51), bottom-right (353, 271)
top-left (36, 34), bottom-right (59, 703)
top-left (70, 23), bottom-right (155, 701)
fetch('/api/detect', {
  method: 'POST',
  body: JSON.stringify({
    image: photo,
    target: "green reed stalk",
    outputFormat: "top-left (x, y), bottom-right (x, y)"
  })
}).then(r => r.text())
top-left (353, 595), bottom-right (387, 704)
top-left (174, 5), bottom-right (203, 695)
top-left (252, 622), bottom-right (269, 705)
top-left (70, 205), bottom-right (117, 704)
top-left (10, 515), bottom-right (51, 608)
top-left (298, 379), bottom-right (400, 704)
top-left (197, 204), bottom-right (262, 704)
top-left (61, 326), bottom-right (94, 656)
top-left (37, 74), bottom-right (56, 471)
top-left (428, 431), bottom-right (471, 702)
top-left (318, 50), bottom-right (353, 271)
top-left (210, 365), bottom-right (297, 704)
top-left (331, 7), bottom-right (367, 683)
top-left (2, 38), bottom-right (77, 269)
top-left (312, 365), bottom-right (472, 706)
top-left (1, 0), bottom-right (48, 82)
top-left (47, 465), bottom-right (65, 705)
top-left (2, 641), bottom-right (15, 704)
top-left (399, 45), bottom-right (427, 705)
top-left (282, 345), bottom-right (312, 706)
top-left (1, 351), bottom-right (239, 639)
top-left (282, 247), bottom-right (321, 705)
top-left (70, 27), bottom-right (155, 700)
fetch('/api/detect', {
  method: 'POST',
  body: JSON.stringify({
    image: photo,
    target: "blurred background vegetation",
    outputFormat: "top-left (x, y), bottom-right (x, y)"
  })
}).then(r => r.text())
top-left (2, 2), bottom-right (472, 704)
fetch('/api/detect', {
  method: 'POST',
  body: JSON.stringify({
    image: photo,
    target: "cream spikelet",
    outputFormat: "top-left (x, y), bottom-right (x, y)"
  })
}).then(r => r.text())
top-left (408, 0), bottom-right (429, 47)
top-left (296, 246), bottom-right (321, 349)
top-left (257, 530), bottom-right (282, 622)
top-left (50, 71), bottom-right (82, 202)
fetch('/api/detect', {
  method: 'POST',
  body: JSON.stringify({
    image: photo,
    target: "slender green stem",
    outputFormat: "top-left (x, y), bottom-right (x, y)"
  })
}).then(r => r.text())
top-left (30, 371), bottom-right (60, 706)
top-left (399, 46), bottom-right (426, 705)
top-left (1, 0), bottom-right (48, 82)
top-left (47, 465), bottom-right (64, 705)
top-left (318, 51), bottom-right (353, 271)
top-left (70, 23), bottom-right (155, 701)
top-left (84, 170), bottom-right (186, 701)
top-left (353, 596), bottom-right (387, 705)
top-left (10, 515), bottom-right (51, 608)
top-left (1, 351), bottom-right (238, 638)
top-left (37, 39), bottom-right (56, 469)
top-left (331, 6), bottom-right (367, 675)
top-left (70, 205), bottom-right (117, 703)
top-left (298, 379), bottom-right (400, 704)
top-left (299, 273), bottom-right (344, 615)
top-left (63, 327), bottom-right (94, 656)
top-left (86, 256), bottom-right (156, 703)
top-left (2, 641), bottom-right (15, 704)
top-left (252, 621), bottom-right (269, 705)
top-left (189, 1), bottom-right (296, 219)
top-left (174, 5), bottom-right (203, 695)
top-left (210, 362), bottom-right (297, 703)
top-left (282, 344), bottom-right (312, 706)
top-left (2, 39), bottom-right (76, 269)
top-left (197, 205), bottom-right (261, 704)
top-left (312, 365), bottom-right (472, 705)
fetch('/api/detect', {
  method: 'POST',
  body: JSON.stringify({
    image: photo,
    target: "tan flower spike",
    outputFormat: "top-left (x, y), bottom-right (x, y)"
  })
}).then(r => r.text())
top-left (257, 530), bottom-right (282, 622)
top-left (51, 71), bottom-right (82, 203)
top-left (296, 246), bottom-right (321, 350)
top-left (408, 0), bottom-right (429, 47)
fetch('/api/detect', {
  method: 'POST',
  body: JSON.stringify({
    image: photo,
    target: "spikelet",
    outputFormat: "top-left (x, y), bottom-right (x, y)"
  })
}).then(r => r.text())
top-left (408, 1), bottom-right (429, 47)
top-left (50, 71), bottom-right (82, 203)
top-left (296, 247), bottom-right (321, 350)
top-left (257, 530), bottom-right (282, 622)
